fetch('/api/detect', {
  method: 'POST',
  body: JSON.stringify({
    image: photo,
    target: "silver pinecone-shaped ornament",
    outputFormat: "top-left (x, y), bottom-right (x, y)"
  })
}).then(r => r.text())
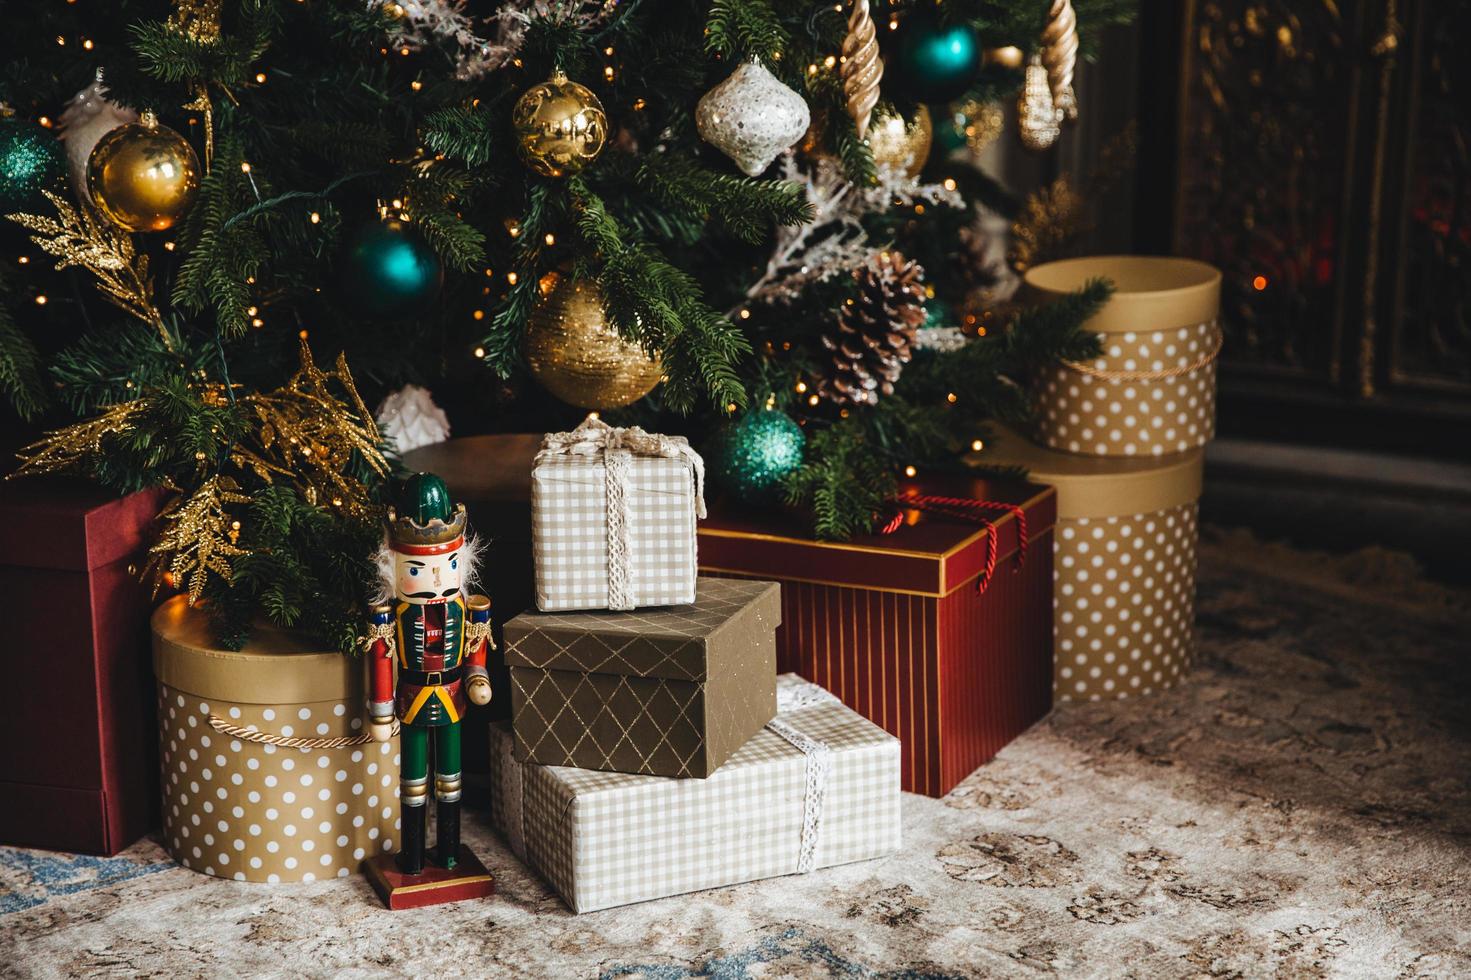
top-left (696, 59), bottom-right (810, 176)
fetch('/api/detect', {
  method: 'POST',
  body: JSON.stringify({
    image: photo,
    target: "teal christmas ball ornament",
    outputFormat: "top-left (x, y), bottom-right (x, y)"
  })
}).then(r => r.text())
top-left (711, 408), bottom-right (806, 505)
top-left (0, 116), bottom-right (66, 212)
top-left (337, 218), bottom-right (444, 319)
top-left (887, 14), bottom-right (983, 105)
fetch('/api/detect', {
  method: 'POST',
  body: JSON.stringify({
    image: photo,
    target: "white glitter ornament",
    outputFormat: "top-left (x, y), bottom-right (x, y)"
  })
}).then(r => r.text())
top-left (375, 384), bottom-right (450, 453)
top-left (696, 59), bottom-right (810, 177)
top-left (56, 79), bottom-right (138, 204)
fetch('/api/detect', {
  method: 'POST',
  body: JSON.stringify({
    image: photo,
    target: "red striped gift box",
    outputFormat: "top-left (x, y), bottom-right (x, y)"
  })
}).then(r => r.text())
top-left (700, 476), bottom-right (1056, 797)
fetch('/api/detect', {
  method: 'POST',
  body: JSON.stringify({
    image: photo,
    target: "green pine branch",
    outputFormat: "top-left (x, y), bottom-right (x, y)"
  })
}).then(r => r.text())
top-left (0, 268), bottom-right (47, 420)
top-left (570, 182), bottom-right (749, 413)
top-left (621, 153), bottom-right (813, 244)
top-left (783, 420), bottom-right (897, 541)
top-left (705, 0), bottom-right (789, 64)
top-left (422, 104), bottom-right (503, 169)
top-left (212, 486), bottom-right (380, 654)
top-left (130, 1), bottom-right (278, 88)
top-left (478, 182), bottom-right (560, 377)
top-left (172, 137), bottom-right (264, 338)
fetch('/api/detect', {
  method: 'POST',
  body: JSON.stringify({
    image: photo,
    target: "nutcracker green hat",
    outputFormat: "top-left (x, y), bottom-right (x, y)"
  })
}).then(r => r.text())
top-left (387, 472), bottom-right (466, 553)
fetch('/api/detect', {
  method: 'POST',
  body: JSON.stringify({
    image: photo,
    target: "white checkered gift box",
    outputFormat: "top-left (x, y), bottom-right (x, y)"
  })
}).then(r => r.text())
top-left (532, 417), bottom-right (704, 612)
top-left (490, 674), bottom-right (902, 913)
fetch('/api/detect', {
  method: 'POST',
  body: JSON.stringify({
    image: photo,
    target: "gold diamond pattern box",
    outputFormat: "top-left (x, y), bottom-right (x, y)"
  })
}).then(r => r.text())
top-left (152, 596), bottom-right (399, 882)
top-left (503, 577), bottom-right (779, 778)
top-left (490, 674), bottom-right (901, 913)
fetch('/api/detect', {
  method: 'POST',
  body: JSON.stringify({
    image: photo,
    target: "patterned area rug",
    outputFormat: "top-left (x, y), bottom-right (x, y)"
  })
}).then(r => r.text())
top-left (3, 529), bottom-right (1469, 978)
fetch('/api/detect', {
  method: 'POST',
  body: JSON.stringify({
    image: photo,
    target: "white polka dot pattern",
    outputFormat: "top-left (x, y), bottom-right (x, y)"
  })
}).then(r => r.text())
top-left (159, 686), bottom-right (399, 882)
top-left (1037, 321), bottom-right (1218, 458)
top-left (1051, 503), bottom-right (1198, 702)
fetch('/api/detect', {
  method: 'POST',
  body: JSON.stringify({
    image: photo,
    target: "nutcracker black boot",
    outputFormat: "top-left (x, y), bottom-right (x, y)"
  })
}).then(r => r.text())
top-left (435, 766), bottom-right (462, 869)
top-left (435, 798), bottom-right (461, 869)
top-left (399, 790), bottom-right (427, 875)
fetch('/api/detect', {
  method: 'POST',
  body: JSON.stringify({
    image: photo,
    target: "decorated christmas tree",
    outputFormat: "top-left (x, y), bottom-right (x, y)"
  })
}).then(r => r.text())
top-left (0, 0), bottom-right (1130, 649)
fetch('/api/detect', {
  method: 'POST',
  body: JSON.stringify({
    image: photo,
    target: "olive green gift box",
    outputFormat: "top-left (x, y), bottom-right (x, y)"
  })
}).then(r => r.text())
top-left (502, 577), bottom-right (780, 778)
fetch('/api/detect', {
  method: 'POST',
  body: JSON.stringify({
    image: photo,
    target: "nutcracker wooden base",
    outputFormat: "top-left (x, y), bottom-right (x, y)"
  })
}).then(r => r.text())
top-left (362, 847), bottom-right (495, 910)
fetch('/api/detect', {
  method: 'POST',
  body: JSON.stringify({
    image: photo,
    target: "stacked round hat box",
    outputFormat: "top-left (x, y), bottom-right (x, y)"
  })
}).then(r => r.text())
top-left (152, 596), bottom-right (400, 881)
top-left (983, 256), bottom-right (1220, 701)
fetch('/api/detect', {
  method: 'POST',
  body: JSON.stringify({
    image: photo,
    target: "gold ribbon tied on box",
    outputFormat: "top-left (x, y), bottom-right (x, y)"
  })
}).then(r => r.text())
top-left (538, 415), bottom-right (707, 611)
top-left (208, 715), bottom-right (399, 750)
top-left (1060, 319), bottom-right (1224, 382)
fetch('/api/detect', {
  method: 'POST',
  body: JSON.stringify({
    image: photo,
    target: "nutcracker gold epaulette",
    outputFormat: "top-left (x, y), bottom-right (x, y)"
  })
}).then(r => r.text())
top-left (387, 502), bottom-right (467, 548)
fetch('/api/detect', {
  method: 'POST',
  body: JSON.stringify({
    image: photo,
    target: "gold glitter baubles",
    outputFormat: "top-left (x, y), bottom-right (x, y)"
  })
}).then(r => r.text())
top-left (982, 46), bottom-right (1025, 70)
top-left (86, 113), bottom-right (200, 232)
top-left (868, 106), bottom-right (932, 178)
top-left (524, 273), bottom-right (662, 410)
top-left (512, 70), bottom-right (608, 178)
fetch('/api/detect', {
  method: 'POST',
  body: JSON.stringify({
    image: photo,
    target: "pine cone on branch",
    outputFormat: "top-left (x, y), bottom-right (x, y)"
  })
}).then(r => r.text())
top-left (818, 251), bottom-right (927, 406)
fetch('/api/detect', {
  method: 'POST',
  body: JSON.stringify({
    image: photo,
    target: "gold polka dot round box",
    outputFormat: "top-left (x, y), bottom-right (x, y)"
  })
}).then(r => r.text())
top-left (1026, 256), bottom-right (1221, 458)
top-left (978, 429), bottom-right (1203, 702)
top-left (152, 596), bottom-right (399, 882)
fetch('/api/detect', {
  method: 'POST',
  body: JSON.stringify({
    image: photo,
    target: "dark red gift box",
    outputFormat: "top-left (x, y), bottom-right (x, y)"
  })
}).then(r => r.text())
top-left (700, 476), bottom-right (1056, 797)
top-left (0, 479), bottom-right (164, 854)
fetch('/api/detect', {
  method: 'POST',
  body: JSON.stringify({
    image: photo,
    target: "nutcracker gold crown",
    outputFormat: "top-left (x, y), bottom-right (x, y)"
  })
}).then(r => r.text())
top-left (385, 502), bottom-right (467, 553)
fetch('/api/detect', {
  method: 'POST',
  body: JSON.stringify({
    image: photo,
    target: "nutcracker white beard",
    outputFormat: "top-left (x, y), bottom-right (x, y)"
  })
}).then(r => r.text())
top-left (372, 531), bottom-right (484, 606)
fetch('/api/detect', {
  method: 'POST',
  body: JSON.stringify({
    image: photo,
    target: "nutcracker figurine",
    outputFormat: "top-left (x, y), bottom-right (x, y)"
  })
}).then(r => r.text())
top-left (361, 472), bottom-right (497, 909)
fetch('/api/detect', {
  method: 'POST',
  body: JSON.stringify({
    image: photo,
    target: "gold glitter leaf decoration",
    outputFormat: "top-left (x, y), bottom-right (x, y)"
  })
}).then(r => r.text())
top-left (146, 475), bottom-right (251, 603)
top-left (11, 400), bottom-right (147, 478)
top-left (1010, 125), bottom-right (1137, 272)
top-left (231, 341), bottom-right (388, 518)
top-left (8, 190), bottom-right (169, 345)
top-left (1009, 174), bottom-right (1082, 273)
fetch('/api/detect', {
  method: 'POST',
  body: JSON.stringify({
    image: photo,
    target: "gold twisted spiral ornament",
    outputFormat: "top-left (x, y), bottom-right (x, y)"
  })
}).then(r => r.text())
top-left (1041, 0), bottom-right (1079, 121)
top-left (841, 0), bottom-right (883, 141)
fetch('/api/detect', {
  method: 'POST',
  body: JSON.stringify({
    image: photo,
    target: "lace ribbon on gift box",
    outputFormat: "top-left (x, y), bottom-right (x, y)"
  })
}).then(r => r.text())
top-left (495, 678), bottom-right (840, 875)
top-left (767, 679), bottom-right (841, 872)
top-left (538, 415), bottom-right (706, 610)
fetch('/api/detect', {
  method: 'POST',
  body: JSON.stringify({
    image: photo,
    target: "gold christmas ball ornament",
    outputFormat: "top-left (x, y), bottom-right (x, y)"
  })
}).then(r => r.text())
top-left (512, 70), bottom-right (608, 178)
top-left (524, 272), bottom-right (662, 410)
top-left (983, 46), bottom-right (1026, 70)
top-left (85, 113), bottom-right (200, 232)
top-left (868, 106), bottom-right (933, 179)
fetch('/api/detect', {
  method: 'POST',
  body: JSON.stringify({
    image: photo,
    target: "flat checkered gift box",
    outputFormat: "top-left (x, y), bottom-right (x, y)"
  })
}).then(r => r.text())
top-left (533, 416), bottom-right (705, 612)
top-left (489, 674), bottom-right (902, 913)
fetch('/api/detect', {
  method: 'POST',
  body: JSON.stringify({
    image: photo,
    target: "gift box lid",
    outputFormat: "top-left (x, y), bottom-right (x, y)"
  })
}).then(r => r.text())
top-left (401, 433), bottom-right (542, 510)
top-left (699, 475), bottom-right (1054, 598)
top-left (0, 478), bottom-right (166, 572)
top-left (503, 577), bottom-right (780, 681)
top-left (974, 426), bottom-right (1204, 519)
top-left (152, 595), bottom-right (358, 704)
top-left (508, 674), bottom-right (893, 800)
top-left (1025, 256), bottom-right (1220, 334)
